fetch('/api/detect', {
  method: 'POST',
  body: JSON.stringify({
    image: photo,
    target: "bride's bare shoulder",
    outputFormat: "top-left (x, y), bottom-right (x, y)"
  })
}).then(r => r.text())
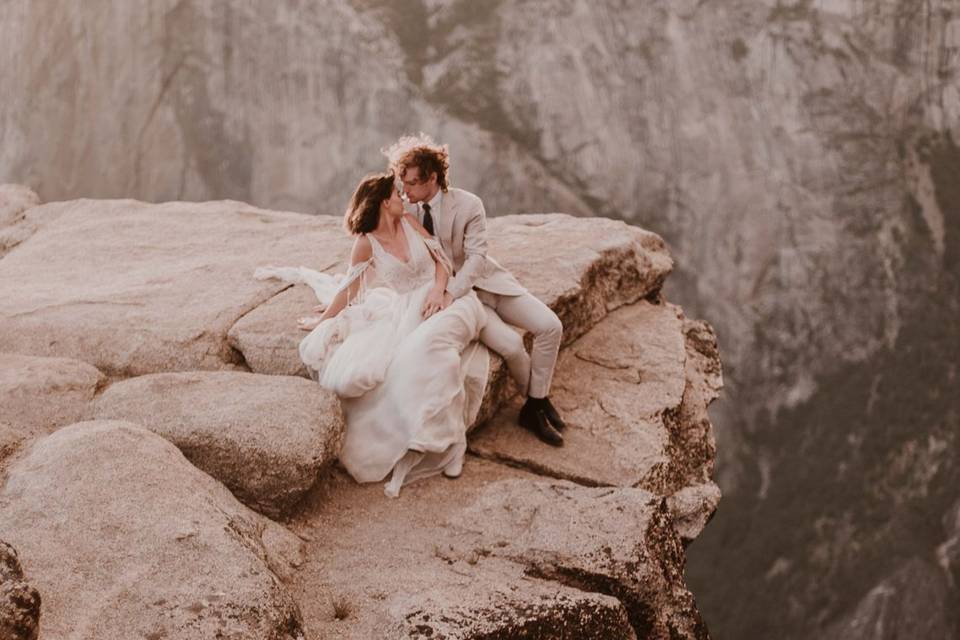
top-left (403, 213), bottom-right (431, 238)
top-left (350, 234), bottom-right (373, 264)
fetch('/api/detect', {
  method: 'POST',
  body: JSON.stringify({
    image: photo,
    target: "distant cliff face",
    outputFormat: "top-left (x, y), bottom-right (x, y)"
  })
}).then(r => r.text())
top-left (2, 1), bottom-right (958, 638)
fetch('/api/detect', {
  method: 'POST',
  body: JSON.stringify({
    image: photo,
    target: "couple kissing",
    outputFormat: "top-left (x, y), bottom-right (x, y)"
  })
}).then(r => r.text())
top-left (260, 134), bottom-right (567, 498)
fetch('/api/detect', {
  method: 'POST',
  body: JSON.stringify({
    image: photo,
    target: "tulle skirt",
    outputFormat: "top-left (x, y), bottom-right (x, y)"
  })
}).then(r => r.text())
top-left (299, 281), bottom-right (489, 496)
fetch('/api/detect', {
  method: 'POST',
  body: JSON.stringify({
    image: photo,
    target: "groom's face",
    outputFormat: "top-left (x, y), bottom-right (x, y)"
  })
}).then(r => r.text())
top-left (400, 167), bottom-right (437, 204)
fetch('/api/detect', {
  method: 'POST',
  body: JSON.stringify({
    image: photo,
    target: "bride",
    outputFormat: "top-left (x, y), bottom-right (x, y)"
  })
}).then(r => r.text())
top-left (282, 172), bottom-right (488, 497)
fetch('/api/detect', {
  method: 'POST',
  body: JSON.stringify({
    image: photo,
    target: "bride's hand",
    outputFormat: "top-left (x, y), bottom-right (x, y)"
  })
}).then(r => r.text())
top-left (312, 304), bottom-right (326, 313)
top-left (422, 287), bottom-right (445, 318)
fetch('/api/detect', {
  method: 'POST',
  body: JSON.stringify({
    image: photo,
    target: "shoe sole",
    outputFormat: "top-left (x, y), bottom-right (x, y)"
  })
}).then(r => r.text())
top-left (517, 422), bottom-right (564, 446)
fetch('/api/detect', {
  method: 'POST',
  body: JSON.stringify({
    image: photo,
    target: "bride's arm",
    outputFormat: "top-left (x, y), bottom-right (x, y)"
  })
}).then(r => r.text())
top-left (318, 235), bottom-right (373, 322)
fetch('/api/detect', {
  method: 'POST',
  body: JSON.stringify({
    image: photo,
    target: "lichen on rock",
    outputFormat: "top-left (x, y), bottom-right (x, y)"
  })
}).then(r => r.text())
top-left (0, 539), bottom-right (41, 640)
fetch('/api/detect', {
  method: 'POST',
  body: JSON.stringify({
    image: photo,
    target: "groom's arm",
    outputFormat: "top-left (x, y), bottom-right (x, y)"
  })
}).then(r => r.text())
top-left (446, 197), bottom-right (490, 299)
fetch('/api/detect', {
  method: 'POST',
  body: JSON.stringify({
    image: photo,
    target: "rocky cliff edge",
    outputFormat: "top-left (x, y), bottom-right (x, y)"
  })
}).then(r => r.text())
top-left (0, 184), bottom-right (722, 640)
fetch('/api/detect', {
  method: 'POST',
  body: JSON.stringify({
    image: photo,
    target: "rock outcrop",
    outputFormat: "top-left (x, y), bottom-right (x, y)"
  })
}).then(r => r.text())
top-left (0, 197), bottom-right (352, 376)
top-left (0, 188), bottom-right (721, 639)
top-left (469, 299), bottom-right (721, 543)
top-left (92, 371), bottom-right (344, 517)
top-left (0, 421), bottom-right (306, 639)
top-left (396, 578), bottom-right (638, 639)
top-left (0, 352), bottom-right (104, 435)
top-left (473, 302), bottom-right (689, 481)
top-left (446, 480), bottom-right (707, 637)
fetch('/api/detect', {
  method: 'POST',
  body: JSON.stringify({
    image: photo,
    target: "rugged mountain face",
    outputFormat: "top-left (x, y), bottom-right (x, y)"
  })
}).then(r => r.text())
top-left (689, 269), bottom-right (960, 639)
top-left (2, 1), bottom-right (958, 638)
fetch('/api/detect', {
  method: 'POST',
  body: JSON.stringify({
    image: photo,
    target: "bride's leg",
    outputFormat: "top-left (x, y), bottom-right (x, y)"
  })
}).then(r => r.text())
top-left (384, 449), bottom-right (425, 498)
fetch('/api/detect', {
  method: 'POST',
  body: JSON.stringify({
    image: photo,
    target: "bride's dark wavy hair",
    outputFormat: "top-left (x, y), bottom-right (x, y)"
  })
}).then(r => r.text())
top-left (344, 172), bottom-right (395, 235)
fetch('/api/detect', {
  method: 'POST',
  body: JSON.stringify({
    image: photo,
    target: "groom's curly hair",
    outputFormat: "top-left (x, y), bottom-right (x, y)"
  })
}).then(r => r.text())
top-left (383, 133), bottom-right (450, 192)
top-left (344, 172), bottom-right (396, 235)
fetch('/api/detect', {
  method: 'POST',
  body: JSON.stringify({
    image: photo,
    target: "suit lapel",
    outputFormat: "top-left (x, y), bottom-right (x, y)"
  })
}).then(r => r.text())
top-left (439, 189), bottom-right (457, 251)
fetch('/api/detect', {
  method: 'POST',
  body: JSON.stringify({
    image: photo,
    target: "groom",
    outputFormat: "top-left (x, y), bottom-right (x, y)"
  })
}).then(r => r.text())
top-left (385, 135), bottom-right (567, 446)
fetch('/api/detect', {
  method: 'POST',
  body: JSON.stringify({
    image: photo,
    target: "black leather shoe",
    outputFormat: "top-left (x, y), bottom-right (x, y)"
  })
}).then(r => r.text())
top-left (518, 400), bottom-right (564, 447)
top-left (540, 397), bottom-right (568, 431)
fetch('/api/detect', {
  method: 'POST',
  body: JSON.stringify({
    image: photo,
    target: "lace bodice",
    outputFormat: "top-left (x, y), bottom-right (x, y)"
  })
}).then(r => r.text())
top-left (366, 219), bottom-right (436, 294)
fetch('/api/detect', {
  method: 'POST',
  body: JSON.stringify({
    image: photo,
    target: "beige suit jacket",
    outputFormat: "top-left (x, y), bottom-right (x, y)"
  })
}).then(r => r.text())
top-left (415, 187), bottom-right (526, 299)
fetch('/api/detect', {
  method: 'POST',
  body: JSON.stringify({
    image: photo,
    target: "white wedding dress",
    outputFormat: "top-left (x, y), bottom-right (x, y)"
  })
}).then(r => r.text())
top-left (257, 219), bottom-right (489, 497)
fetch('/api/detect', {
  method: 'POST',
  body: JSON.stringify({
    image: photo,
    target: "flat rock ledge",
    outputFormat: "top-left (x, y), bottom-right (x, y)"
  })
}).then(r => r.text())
top-left (0, 194), bottom-right (354, 376)
top-left (0, 193), bottom-right (669, 384)
top-left (92, 371), bottom-right (344, 518)
top-left (285, 459), bottom-right (710, 639)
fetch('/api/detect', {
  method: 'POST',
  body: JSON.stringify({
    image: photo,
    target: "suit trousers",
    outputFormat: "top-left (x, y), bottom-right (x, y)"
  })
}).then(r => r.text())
top-left (476, 289), bottom-right (563, 399)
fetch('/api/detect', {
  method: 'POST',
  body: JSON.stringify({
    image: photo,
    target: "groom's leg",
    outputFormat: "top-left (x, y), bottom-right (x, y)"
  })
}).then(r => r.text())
top-left (477, 294), bottom-right (532, 395)
top-left (488, 292), bottom-right (562, 399)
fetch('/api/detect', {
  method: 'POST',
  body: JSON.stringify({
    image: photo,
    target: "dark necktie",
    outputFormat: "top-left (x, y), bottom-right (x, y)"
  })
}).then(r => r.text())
top-left (422, 203), bottom-right (434, 236)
